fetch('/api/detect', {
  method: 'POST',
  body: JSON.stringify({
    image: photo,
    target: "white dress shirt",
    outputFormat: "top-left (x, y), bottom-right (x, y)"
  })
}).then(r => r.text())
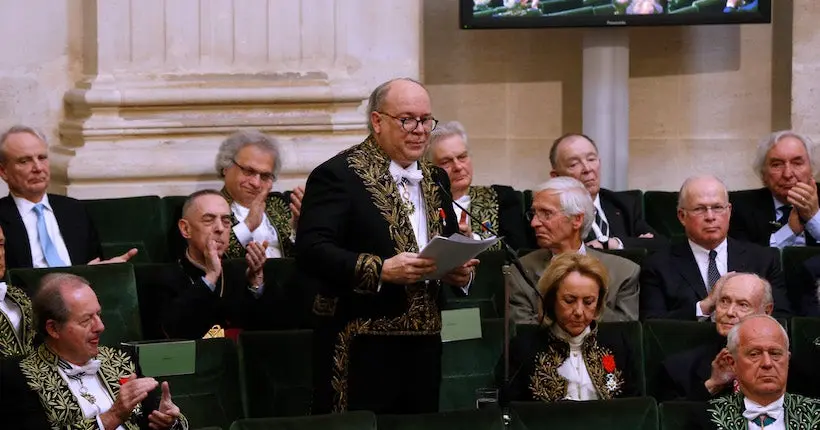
top-left (689, 238), bottom-right (728, 318)
top-left (230, 201), bottom-right (283, 258)
top-left (769, 196), bottom-right (820, 248)
top-left (0, 282), bottom-right (22, 338)
top-left (13, 194), bottom-right (72, 268)
top-left (57, 361), bottom-right (123, 430)
top-left (590, 194), bottom-right (623, 249)
top-left (389, 161), bottom-right (428, 249)
top-left (551, 324), bottom-right (598, 401)
top-left (743, 395), bottom-right (785, 430)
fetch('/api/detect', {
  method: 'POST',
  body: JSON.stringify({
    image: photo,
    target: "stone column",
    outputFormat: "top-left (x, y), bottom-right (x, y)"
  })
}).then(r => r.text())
top-left (792, 0), bottom-right (820, 142)
top-left (56, 0), bottom-right (421, 198)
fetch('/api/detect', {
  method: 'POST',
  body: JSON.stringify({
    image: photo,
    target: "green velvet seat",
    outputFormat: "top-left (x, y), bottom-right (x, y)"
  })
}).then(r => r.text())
top-left (238, 330), bottom-right (313, 418)
top-left (643, 191), bottom-right (684, 240)
top-left (440, 318), bottom-right (506, 411)
top-left (83, 196), bottom-right (165, 263)
top-left (442, 250), bottom-right (508, 319)
top-left (659, 401), bottom-right (707, 430)
top-left (510, 396), bottom-right (658, 429)
top-left (787, 317), bottom-right (820, 398)
top-left (162, 338), bottom-right (243, 430)
top-left (8, 263), bottom-right (141, 345)
top-left (161, 195), bottom-right (189, 261)
top-left (642, 320), bottom-right (722, 400)
top-left (669, 5), bottom-right (699, 13)
top-left (693, 0), bottom-right (726, 12)
top-left (229, 411), bottom-right (376, 430)
top-left (781, 246), bottom-right (820, 315)
top-left (378, 408), bottom-right (505, 430)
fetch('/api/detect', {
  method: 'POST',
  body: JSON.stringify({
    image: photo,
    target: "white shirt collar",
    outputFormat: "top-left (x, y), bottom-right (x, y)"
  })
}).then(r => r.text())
top-left (772, 194), bottom-right (788, 211)
top-left (0, 281), bottom-right (6, 302)
top-left (12, 193), bottom-right (52, 215)
top-left (688, 237), bottom-right (728, 256)
top-left (551, 323), bottom-right (591, 348)
top-left (593, 193), bottom-right (602, 210)
top-left (744, 394), bottom-right (785, 423)
top-left (388, 160), bottom-right (420, 182)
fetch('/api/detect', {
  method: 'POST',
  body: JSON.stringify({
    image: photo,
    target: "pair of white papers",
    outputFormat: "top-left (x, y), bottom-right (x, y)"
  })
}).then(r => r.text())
top-left (418, 233), bottom-right (500, 280)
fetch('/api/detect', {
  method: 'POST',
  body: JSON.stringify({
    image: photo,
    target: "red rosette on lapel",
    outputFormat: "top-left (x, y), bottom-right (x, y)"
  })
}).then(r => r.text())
top-left (602, 354), bottom-right (616, 373)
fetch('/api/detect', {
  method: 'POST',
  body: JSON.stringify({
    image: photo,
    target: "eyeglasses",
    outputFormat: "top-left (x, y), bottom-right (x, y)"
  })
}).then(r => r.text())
top-left (231, 159), bottom-right (275, 182)
top-left (526, 208), bottom-right (560, 223)
top-left (377, 112), bottom-right (439, 133)
top-left (682, 204), bottom-right (730, 217)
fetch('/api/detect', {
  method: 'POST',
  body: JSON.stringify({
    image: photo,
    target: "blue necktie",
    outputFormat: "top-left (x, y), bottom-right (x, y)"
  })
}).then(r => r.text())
top-left (33, 203), bottom-right (66, 267)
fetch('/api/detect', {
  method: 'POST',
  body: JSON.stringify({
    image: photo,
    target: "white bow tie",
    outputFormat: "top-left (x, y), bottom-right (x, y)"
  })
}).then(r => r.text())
top-left (743, 401), bottom-right (783, 423)
top-left (0, 282), bottom-right (6, 302)
top-left (61, 359), bottom-right (102, 379)
top-left (393, 169), bottom-right (423, 186)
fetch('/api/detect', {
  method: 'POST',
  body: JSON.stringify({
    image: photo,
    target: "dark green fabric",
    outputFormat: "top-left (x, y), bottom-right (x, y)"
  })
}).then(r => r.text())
top-left (602, 247), bottom-right (649, 266)
top-left (229, 411), bottom-right (376, 430)
top-left (163, 339), bottom-right (243, 430)
top-left (643, 191), bottom-right (683, 240)
top-left (440, 318), bottom-right (506, 411)
top-left (442, 250), bottom-right (508, 319)
top-left (8, 263), bottom-right (141, 345)
top-left (781, 246), bottom-right (820, 314)
top-left (510, 397), bottom-right (658, 430)
top-left (788, 317), bottom-right (820, 398)
top-left (162, 195), bottom-right (188, 262)
top-left (238, 330), bottom-right (313, 418)
top-left (643, 320), bottom-right (722, 400)
top-left (378, 408), bottom-right (505, 430)
top-left (83, 196), bottom-right (166, 263)
top-left (659, 401), bottom-right (705, 430)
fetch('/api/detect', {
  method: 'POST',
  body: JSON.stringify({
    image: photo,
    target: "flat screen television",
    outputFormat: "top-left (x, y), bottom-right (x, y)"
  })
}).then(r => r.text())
top-left (460, 0), bottom-right (771, 29)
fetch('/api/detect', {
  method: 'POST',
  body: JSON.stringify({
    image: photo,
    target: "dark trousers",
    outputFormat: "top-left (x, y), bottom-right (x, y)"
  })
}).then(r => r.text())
top-left (312, 325), bottom-right (442, 415)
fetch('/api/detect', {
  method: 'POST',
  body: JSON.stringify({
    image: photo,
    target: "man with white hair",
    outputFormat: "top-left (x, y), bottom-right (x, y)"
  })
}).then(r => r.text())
top-left (427, 121), bottom-right (530, 250)
top-left (507, 176), bottom-right (640, 324)
top-left (729, 130), bottom-right (820, 248)
top-left (679, 315), bottom-right (820, 428)
top-left (640, 175), bottom-right (791, 320)
top-left (660, 272), bottom-right (773, 401)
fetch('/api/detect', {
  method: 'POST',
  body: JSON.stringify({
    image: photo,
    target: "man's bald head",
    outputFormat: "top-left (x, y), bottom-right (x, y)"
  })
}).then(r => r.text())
top-left (713, 272), bottom-right (774, 337)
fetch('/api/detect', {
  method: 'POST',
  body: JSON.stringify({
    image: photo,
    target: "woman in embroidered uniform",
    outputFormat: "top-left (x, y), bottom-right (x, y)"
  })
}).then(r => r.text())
top-left (501, 253), bottom-right (639, 402)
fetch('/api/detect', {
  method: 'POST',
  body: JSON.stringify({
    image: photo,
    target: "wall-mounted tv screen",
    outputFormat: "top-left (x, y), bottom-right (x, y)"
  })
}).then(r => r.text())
top-left (460, 0), bottom-right (771, 29)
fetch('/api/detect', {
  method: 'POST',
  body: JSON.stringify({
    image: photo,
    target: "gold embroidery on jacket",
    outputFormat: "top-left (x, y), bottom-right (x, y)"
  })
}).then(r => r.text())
top-left (353, 254), bottom-right (383, 294)
top-left (468, 186), bottom-right (502, 251)
top-left (221, 187), bottom-right (295, 259)
top-left (0, 284), bottom-right (34, 359)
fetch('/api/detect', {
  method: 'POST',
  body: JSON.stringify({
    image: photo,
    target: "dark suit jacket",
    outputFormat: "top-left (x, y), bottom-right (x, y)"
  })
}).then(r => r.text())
top-left (586, 188), bottom-right (667, 251)
top-left (728, 186), bottom-right (818, 247)
top-left (0, 194), bottom-right (102, 269)
top-left (660, 339), bottom-right (732, 402)
top-left (639, 238), bottom-right (791, 320)
top-left (500, 323), bottom-right (640, 403)
top-left (138, 257), bottom-right (275, 340)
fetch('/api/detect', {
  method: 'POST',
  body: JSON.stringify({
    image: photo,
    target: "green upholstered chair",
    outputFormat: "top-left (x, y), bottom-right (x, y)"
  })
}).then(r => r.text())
top-left (378, 408), bottom-right (505, 430)
top-left (510, 397), bottom-right (659, 430)
top-left (693, 0), bottom-right (725, 12)
top-left (602, 247), bottom-right (649, 267)
top-left (193, 427), bottom-right (223, 430)
top-left (132, 262), bottom-right (175, 340)
top-left (593, 4), bottom-right (616, 14)
top-left (659, 401), bottom-right (708, 430)
top-left (669, 5), bottom-right (699, 13)
top-left (643, 191), bottom-right (683, 240)
top-left (788, 317), bottom-right (820, 398)
top-left (83, 196), bottom-right (165, 263)
top-left (643, 320), bottom-right (723, 400)
top-left (781, 246), bottom-right (820, 315)
top-left (162, 338), bottom-right (243, 430)
top-left (8, 263), bottom-right (141, 345)
top-left (442, 250), bottom-right (508, 319)
top-left (440, 318), bottom-right (506, 411)
top-left (161, 195), bottom-right (188, 262)
top-left (238, 330), bottom-right (313, 418)
top-left (229, 411), bottom-right (376, 430)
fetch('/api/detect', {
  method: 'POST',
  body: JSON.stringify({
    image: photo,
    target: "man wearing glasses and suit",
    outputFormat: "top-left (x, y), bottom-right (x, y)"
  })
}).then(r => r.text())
top-left (639, 175), bottom-right (792, 320)
top-left (215, 130), bottom-right (304, 260)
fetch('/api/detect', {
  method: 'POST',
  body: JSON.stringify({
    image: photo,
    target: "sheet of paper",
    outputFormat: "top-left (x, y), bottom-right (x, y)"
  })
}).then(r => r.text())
top-left (440, 307), bottom-right (483, 343)
top-left (418, 233), bottom-right (499, 280)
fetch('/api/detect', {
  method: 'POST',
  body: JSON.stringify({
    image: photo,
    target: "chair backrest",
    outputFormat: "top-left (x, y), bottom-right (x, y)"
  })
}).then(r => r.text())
top-left (440, 318), bottom-right (506, 411)
top-left (602, 247), bottom-right (649, 267)
top-left (83, 196), bottom-right (165, 263)
top-left (9, 263), bottom-right (141, 346)
top-left (788, 317), bottom-right (820, 399)
top-left (643, 191), bottom-right (683, 240)
top-left (163, 338), bottom-right (243, 430)
top-left (377, 408), bottom-right (505, 430)
top-left (161, 195), bottom-right (188, 262)
top-left (238, 330), bottom-right (313, 418)
top-left (642, 320), bottom-right (722, 400)
top-left (442, 249), bottom-right (508, 319)
top-left (781, 246), bottom-right (820, 315)
top-left (659, 401), bottom-right (710, 430)
top-left (229, 411), bottom-right (376, 430)
top-left (511, 397), bottom-right (658, 430)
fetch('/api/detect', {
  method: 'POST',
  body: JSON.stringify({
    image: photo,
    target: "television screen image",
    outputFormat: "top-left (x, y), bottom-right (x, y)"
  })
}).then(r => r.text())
top-left (461, 0), bottom-right (770, 29)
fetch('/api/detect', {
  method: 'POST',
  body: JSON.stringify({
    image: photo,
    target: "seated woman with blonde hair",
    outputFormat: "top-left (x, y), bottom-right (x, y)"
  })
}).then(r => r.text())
top-left (500, 253), bottom-right (639, 402)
